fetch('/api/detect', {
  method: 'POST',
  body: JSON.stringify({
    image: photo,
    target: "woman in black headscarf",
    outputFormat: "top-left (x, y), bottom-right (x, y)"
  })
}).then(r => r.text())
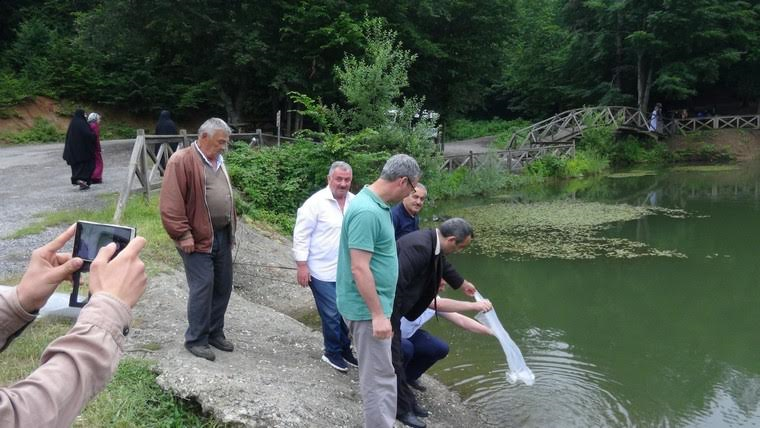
top-left (154, 110), bottom-right (179, 173)
top-left (62, 109), bottom-right (97, 190)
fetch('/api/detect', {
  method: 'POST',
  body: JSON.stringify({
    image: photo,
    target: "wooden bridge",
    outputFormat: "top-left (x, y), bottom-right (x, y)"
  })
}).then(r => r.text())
top-left (442, 106), bottom-right (760, 172)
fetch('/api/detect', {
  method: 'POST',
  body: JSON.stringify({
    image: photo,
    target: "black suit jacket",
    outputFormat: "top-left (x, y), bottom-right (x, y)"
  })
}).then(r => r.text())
top-left (393, 229), bottom-right (464, 321)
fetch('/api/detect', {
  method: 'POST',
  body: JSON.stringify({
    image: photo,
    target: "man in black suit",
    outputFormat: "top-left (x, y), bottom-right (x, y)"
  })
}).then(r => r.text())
top-left (391, 218), bottom-right (478, 428)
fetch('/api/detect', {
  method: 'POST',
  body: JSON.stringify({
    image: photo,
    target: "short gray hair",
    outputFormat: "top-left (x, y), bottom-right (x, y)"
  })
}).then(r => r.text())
top-left (439, 218), bottom-right (474, 244)
top-left (413, 182), bottom-right (427, 193)
top-left (380, 154), bottom-right (421, 182)
top-left (329, 161), bottom-right (352, 176)
top-left (198, 117), bottom-right (232, 137)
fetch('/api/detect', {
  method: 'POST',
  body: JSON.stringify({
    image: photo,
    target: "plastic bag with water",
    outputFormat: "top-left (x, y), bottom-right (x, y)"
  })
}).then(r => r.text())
top-left (474, 291), bottom-right (535, 386)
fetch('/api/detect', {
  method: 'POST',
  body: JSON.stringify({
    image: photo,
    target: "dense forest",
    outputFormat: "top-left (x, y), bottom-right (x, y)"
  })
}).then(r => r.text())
top-left (1, 0), bottom-right (758, 130)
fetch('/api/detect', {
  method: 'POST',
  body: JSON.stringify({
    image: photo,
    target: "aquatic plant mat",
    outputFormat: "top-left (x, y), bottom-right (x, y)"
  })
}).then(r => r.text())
top-left (450, 201), bottom-right (687, 260)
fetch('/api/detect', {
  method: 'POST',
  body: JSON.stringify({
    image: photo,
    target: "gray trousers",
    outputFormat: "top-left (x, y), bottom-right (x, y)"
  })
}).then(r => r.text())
top-left (179, 226), bottom-right (233, 346)
top-left (347, 319), bottom-right (397, 428)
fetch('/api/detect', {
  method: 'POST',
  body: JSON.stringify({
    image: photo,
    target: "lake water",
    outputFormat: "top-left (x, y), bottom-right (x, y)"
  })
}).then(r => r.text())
top-left (425, 162), bottom-right (760, 427)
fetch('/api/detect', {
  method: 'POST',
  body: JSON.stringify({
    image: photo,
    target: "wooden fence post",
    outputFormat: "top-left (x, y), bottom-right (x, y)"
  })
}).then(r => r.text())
top-left (469, 151), bottom-right (474, 169)
top-left (180, 129), bottom-right (188, 148)
top-left (113, 130), bottom-right (145, 223)
top-left (139, 130), bottom-right (150, 202)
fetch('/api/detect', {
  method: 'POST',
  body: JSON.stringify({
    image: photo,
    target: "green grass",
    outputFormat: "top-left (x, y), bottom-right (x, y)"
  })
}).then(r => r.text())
top-left (0, 317), bottom-right (72, 384)
top-left (78, 358), bottom-right (223, 427)
top-left (0, 318), bottom-right (221, 427)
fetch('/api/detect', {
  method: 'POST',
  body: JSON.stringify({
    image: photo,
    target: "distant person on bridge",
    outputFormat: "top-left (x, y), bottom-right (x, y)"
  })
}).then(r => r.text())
top-left (0, 224), bottom-right (147, 427)
top-left (62, 109), bottom-right (97, 190)
top-left (648, 103), bottom-right (663, 133)
top-left (154, 110), bottom-right (179, 173)
top-left (88, 112), bottom-right (103, 184)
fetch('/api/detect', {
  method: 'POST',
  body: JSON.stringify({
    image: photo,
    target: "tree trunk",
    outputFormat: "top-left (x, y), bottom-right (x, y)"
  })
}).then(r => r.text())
top-left (219, 88), bottom-right (244, 128)
top-left (285, 98), bottom-right (292, 137)
top-left (636, 53), bottom-right (653, 113)
top-left (613, 11), bottom-right (623, 92)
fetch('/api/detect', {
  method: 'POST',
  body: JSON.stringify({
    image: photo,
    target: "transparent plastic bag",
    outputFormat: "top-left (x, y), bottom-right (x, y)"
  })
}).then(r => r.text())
top-left (474, 291), bottom-right (535, 386)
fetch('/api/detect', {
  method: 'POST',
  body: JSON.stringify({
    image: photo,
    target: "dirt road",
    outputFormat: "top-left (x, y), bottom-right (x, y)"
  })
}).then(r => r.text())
top-left (0, 140), bottom-right (134, 278)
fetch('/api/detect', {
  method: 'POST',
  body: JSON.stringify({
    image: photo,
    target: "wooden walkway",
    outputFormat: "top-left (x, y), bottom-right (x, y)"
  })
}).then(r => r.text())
top-left (442, 106), bottom-right (760, 172)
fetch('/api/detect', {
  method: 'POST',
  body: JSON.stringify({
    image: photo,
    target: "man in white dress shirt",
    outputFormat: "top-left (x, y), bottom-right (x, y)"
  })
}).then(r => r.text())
top-left (293, 161), bottom-right (358, 372)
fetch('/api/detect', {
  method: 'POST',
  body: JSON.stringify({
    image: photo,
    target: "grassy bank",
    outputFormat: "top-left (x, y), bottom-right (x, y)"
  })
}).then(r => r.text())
top-left (0, 195), bottom-right (220, 426)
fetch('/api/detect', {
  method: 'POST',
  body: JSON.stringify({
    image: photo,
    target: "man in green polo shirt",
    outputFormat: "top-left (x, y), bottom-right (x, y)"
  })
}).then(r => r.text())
top-left (336, 154), bottom-right (421, 428)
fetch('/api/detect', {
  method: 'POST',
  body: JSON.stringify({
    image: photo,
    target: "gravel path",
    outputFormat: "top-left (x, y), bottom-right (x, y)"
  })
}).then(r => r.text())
top-left (442, 136), bottom-right (497, 156)
top-left (0, 140), bottom-right (134, 279)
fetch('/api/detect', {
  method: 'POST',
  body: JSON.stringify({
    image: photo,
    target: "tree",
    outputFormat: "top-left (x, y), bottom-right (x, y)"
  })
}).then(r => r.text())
top-left (562, 0), bottom-right (758, 113)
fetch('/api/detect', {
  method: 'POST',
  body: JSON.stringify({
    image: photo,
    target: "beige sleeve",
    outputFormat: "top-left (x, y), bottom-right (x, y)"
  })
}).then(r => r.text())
top-left (0, 288), bottom-right (37, 351)
top-left (0, 292), bottom-right (132, 428)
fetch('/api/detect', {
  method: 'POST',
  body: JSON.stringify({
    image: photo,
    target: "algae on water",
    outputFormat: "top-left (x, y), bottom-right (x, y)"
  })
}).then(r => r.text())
top-left (448, 200), bottom-right (687, 260)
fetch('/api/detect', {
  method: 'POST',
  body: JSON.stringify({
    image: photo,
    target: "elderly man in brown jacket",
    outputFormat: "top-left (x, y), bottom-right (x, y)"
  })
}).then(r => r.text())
top-left (1, 224), bottom-right (147, 427)
top-left (160, 117), bottom-right (237, 362)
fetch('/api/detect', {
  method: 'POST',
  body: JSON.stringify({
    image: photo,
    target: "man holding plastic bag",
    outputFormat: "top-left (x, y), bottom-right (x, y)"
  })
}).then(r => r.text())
top-left (391, 218), bottom-right (479, 428)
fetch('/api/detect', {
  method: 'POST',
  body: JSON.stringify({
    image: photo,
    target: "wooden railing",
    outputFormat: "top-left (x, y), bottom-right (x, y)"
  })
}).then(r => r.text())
top-left (506, 106), bottom-right (651, 150)
top-left (506, 106), bottom-right (760, 150)
top-left (113, 129), bottom-right (295, 222)
top-left (441, 144), bottom-right (575, 173)
top-left (665, 115), bottom-right (760, 134)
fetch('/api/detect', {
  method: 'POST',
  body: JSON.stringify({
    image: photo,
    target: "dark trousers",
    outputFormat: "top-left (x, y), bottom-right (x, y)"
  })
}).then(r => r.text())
top-left (178, 226), bottom-right (233, 346)
top-left (391, 312), bottom-right (418, 416)
top-left (69, 159), bottom-right (95, 185)
top-left (309, 276), bottom-right (351, 358)
top-left (402, 329), bottom-right (449, 381)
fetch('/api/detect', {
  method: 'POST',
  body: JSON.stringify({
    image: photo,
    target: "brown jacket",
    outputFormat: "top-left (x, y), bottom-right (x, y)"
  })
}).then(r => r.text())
top-left (0, 288), bottom-right (132, 428)
top-left (159, 143), bottom-right (236, 253)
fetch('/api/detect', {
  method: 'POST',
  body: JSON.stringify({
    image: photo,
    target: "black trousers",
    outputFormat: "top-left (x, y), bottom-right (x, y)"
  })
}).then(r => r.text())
top-left (391, 311), bottom-right (418, 416)
top-left (69, 159), bottom-right (95, 185)
top-left (178, 226), bottom-right (233, 346)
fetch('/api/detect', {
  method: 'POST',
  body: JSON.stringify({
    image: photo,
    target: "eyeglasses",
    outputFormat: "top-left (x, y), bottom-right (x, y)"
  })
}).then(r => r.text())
top-left (404, 176), bottom-right (416, 193)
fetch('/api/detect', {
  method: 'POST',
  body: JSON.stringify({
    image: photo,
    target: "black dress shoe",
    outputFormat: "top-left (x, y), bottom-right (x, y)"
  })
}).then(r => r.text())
top-left (209, 336), bottom-right (234, 352)
top-left (413, 402), bottom-right (429, 418)
top-left (397, 412), bottom-right (426, 428)
top-left (185, 343), bottom-right (215, 361)
top-left (408, 378), bottom-right (427, 392)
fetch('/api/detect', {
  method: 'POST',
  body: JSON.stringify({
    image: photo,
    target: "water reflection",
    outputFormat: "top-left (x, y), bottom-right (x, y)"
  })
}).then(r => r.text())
top-left (426, 162), bottom-right (760, 427)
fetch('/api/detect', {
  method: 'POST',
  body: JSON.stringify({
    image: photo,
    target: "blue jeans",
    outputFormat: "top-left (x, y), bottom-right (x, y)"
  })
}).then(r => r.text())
top-left (402, 329), bottom-right (449, 381)
top-left (309, 276), bottom-right (351, 357)
top-left (178, 226), bottom-right (233, 346)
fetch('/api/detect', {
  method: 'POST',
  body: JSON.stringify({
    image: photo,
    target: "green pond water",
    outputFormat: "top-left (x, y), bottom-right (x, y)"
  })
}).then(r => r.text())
top-left (425, 161), bottom-right (760, 427)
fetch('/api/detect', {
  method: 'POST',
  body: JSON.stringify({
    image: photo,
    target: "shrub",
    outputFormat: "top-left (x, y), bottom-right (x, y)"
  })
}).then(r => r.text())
top-left (0, 118), bottom-right (63, 144)
top-left (565, 150), bottom-right (609, 177)
top-left (527, 154), bottom-right (566, 177)
top-left (100, 121), bottom-right (136, 139)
